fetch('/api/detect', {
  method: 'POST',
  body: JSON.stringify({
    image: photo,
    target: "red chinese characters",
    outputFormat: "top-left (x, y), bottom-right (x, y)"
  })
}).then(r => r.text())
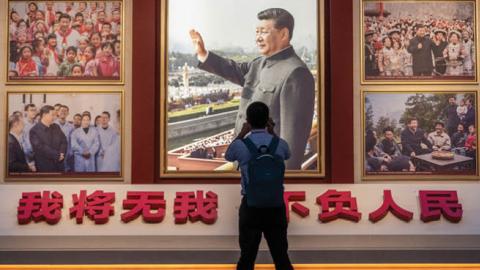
top-left (283, 191), bottom-right (309, 222)
top-left (17, 191), bottom-right (63, 225)
top-left (419, 190), bottom-right (463, 223)
top-left (121, 191), bottom-right (166, 223)
top-left (369, 190), bottom-right (414, 222)
top-left (316, 189), bottom-right (362, 222)
top-left (69, 190), bottom-right (115, 224)
top-left (174, 190), bottom-right (218, 224)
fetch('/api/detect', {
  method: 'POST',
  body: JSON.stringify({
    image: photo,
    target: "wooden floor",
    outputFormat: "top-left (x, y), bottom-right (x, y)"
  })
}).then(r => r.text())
top-left (1, 264), bottom-right (480, 270)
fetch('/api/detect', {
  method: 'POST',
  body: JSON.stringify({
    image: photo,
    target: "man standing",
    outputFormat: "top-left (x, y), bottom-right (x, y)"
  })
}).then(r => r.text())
top-left (29, 105), bottom-right (68, 172)
top-left (225, 102), bottom-right (293, 270)
top-left (23, 104), bottom-right (37, 165)
top-left (463, 98), bottom-right (476, 129)
top-left (55, 105), bottom-right (75, 172)
top-left (190, 8), bottom-right (315, 170)
top-left (96, 111), bottom-right (119, 172)
top-left (431, 29), bottom-right (448, 75)
top-left (8, 114), bottom-right (34, 173)
top-left (427, 122), bottom-right (451, 151)
top-left (401, 118), bottom-right (433, 157)
top-left (443, 96), bottom-right (460, 138)
top-left (365, 30), bottom-right (378, 77)
top-left (407, 24), bottom-right (434, 76)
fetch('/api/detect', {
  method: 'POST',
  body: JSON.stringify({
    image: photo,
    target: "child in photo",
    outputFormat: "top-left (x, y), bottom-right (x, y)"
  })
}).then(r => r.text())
top-left (97, 42), bottom-right (119, 77)
top-left (32, 39), bottom-right (49, 76)
top-left (16, 45), bottom-right (38, 76)
top-left (83, 45), bottom-right (98, 77)
top-left (57, 46), bottom-right (79, 77)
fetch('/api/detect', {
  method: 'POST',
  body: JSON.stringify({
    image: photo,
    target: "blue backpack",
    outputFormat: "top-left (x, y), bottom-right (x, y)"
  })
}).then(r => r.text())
top-left (242, 136), bottom-right (285, 208)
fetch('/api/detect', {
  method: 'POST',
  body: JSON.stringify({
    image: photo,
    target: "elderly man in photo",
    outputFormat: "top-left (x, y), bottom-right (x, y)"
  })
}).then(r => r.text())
top-left (427, 122), bottom-right (451, 151)
top-left (190, 8), bottom-right (315, 170)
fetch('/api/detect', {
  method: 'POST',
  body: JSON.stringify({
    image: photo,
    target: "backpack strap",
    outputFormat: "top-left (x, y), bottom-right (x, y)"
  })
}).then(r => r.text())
top-left (268, 136), bottom-right (280, 155)
top-left (242, 137), bottom-right (258, 155)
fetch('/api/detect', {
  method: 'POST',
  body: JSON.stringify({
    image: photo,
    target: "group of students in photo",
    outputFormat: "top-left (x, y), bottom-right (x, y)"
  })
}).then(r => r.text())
top-left (366, 97), bottom-right (476, 172)
top-left (9, 1), bottom-right (121, 78)
top-left (8, 103), bottom-right (121, 174)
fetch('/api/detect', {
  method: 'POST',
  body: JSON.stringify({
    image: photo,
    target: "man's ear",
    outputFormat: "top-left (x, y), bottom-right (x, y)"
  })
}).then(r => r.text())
top-left (280, 28), bottom-right (290, 42)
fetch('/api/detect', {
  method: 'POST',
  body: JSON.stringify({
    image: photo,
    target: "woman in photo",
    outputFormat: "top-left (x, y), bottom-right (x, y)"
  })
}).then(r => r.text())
top-left (71, 114), bottom-right (100, 172)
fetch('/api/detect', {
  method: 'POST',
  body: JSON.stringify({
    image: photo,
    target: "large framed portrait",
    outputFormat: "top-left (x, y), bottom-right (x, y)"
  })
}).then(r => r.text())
top-left (5, 91), bottom-right (123, 181)
top-left (362, 90), bottom-right (478, 180)
top-left (6, 0), bottom-right (124, 84)
top-left (159, 0), bottom-right (325, 177)
top-left (361, 0), bottom-right (478, 84)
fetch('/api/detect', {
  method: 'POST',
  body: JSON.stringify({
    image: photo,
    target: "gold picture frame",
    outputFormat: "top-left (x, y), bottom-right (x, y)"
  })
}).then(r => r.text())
top-left (159, 0), bottom-right (325, 178)
top-left (360, 0), bottom-right (478, 85)
top-left (4, 90), bottom-right (124, 181)
top-left (5, 0), bottom-right (125, 85)
top-left (361, 89), bottom-right (479, 180)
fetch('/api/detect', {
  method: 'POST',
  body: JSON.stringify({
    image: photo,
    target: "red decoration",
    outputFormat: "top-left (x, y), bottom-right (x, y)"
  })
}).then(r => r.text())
top-left (69, 190), bottom-right (115, 224)
top-left (419, 190), bottom-right (462, 223)
top-left (316, 189), bottom-right (361, 222)
top-left (369, 190), bottom-right (414, 223)
top-left (174, 190), bottom-right (218, 224)
top-left (283, 191), bottom-right (309, 222)
top-left (17, 191), bottom-right (63, 225)
top-left (121, 191), bottom-right (166, 223)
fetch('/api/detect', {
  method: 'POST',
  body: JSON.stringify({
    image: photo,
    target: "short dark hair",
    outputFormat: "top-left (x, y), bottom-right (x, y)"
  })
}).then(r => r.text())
top-left (66, 46), bottom-right (77, 55)
top-left (74, 113), bottom-right (82, 118)
top-left (47, 33), bottom-right (57, 40)
top-left (8, 114), bottom-right (22, 130)
top-left (24, 104), bottom-right (35, 111)
top-left (60, 105), bottom-right (69, 111)
top-left (59, 13), bottom-right (71, 21)
top-left (257, 8), bottom-right (295, 40)
top-left (383, 127), bottom-right (394, 134)
top-left (246, 102), bottom-right (269, 129)
top-left (102, 111), bottom-right (111, 118)
top-left (54, 103), bottom-right (62, 108)
top-left (39, 105), bottom-right (54, 119)
top-left (435, 122), bottom-right (445, 128)
top-left (407, 117), bottom-right (417, 124)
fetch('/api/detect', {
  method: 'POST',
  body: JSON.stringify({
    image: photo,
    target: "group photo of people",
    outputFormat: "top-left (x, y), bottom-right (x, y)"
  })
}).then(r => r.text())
top-left (363, 1), bottom-right (476, 81)
top-left (365, 92), bottom-right (477, 175)
top-left (7, 93), bottom-right (122, 176)
top-left (8, 1), bottom-right (122, 81)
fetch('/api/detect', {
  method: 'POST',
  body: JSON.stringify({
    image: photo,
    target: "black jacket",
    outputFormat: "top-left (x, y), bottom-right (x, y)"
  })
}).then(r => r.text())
top-left (30, 122), bottom-right (67, 172)
top-left (8, 133), bottom-right (29, 173)
top-left (407, 36), bottom-right (434, 74)
top-left (463, 106), bottom-right (475, 129)
top-left (443, 104), bottom-right (460, 129)
top-left (401, 128), bottom-right (433, 156)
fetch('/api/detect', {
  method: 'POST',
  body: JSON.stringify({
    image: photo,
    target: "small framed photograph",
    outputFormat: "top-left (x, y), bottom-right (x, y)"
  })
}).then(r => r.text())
top-left (6, 1), bottom-right (123, 84)
top-left (362, 90), bottom-right (478, 180)
top-left (5, 91), bottom-right (123, 180)
top-left (361, 0), bottom-right (477, 84)
top-left (159, 0), bottom-right (325, 178)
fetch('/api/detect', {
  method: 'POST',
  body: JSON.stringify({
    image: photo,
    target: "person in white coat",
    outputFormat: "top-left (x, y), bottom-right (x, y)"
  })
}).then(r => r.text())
top-left (71, 114), bottom-right (100, 172)
top-left (96, 111), bottom-right (119, 172)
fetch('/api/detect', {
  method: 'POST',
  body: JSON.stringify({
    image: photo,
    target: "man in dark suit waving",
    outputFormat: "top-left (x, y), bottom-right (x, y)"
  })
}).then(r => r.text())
top-left (189, 8), bottom-right (315, 170)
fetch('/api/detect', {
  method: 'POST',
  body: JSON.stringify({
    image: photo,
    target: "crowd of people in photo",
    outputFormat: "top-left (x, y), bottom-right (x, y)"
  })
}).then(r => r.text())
top-left (366, 97), bottom-right (476, 172)
top-left (8, 103), bottom-right (121, 174)
top-left (364, 13), bottom-right (475, 77)
top-left (168, 89), bottom-right (233, 111)
top-left (9, 1), bottom-right (121, 78)
top-left (181, 131), bottom-right (234, 159)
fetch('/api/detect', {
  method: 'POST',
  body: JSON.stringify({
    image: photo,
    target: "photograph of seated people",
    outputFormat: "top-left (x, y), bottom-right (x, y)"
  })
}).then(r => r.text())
top-left (365, 92), bottom-right (476, 174)
top-left (7, 93), bottom-right (121, 176)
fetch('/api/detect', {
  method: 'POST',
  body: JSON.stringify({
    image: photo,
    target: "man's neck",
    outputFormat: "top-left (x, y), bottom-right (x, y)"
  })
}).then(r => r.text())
top-left (266, 44), bottom-right (291, 58)
top-left (58, 118), bottom-right (66, 125)
top-left (41, 119), bottom-right (51, 127)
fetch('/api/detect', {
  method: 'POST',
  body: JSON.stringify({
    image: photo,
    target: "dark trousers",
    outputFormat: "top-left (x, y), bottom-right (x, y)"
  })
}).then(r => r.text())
top-left (237, 197), bottom-right (293, 270)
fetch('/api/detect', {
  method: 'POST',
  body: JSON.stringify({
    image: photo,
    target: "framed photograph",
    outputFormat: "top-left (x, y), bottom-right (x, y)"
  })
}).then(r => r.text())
top-left (5, 91), bottom-right (123, 180)
top-left (6, 0), bottom-right (124, 84)
top-left (361, 0), bottom-right (478, 84)
top-left (362, 90), bottom-right (478, 180)
top-left (159, 0), bottom-right (325, 177)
